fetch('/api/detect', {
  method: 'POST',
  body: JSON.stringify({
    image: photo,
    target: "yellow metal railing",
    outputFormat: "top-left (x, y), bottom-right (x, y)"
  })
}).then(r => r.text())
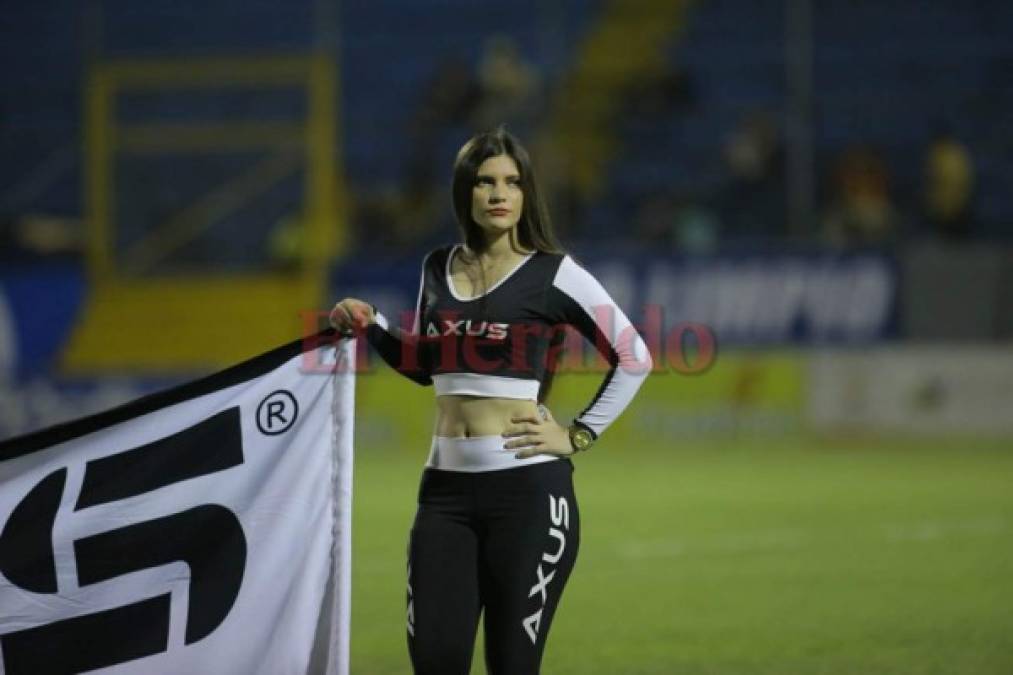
top-left (543, 0), bottom-right (692, 199)
top-left (66, 54), bottom-right (343, 373)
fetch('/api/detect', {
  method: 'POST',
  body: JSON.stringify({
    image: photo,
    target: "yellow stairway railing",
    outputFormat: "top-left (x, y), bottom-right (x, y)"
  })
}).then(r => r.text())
top-left (542, 0), bottom-right (692, 199)
top-left (63, 54), bottom-right (343, 374)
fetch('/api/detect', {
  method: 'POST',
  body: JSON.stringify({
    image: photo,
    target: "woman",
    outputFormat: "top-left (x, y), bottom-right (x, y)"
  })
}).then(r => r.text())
top-left (330, 128), bottom-right (652, 675)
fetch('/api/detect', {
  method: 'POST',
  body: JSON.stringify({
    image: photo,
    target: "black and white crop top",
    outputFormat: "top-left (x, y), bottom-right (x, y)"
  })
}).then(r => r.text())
top-left (365, 244), bottom-right (652, 438)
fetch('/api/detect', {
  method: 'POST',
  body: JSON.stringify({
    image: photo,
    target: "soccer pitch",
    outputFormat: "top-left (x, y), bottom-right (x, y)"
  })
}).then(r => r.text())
top-left (349, 436), bottom-right (1013, 674)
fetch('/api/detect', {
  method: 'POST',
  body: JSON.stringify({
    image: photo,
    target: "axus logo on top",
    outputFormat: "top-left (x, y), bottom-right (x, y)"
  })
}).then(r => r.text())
top-left (425, 319), bottom-right (509, 340)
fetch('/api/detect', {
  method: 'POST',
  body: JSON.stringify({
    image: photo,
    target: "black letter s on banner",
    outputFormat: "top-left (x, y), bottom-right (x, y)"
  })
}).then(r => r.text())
top-left (0, 408), bottom-right (247, 674)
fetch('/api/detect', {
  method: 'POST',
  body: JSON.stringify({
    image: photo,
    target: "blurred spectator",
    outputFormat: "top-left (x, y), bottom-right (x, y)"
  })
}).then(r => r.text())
top-left (474, 36), bottom-right (541, 132)
top-left (267, 213), bottom-right (304, 272)
top-left (714, 112), bottom-right (785, 237)
top-left (921, 132), bottom-right (975, 240)
top-left (634, 191), bottom-right (719, 254)
top-left (822, 146), bottom-right (899, 248)
top-left (351, 188), bottom-right (447, 255)
top-left (401, 58), bottom-right (485, 253)
top-left (634, 192), bottom-right (676, 245)
top-left (406, 57), bottom-right (484, 192)
top-left (400, 42), bottom-right (543, 255)
top-left (0, 212), bottom-right (81, 261)
top-left (623, 65), bottom-right (696, 120)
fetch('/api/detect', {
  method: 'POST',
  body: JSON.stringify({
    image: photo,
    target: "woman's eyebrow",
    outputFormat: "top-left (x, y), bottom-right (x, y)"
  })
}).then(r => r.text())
top-left (476, 173), bottom-right (521, 181)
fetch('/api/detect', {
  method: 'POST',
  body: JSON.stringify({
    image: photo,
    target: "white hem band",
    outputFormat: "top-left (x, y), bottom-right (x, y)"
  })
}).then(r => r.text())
top-left (432, 373), bottom-right (539, 400)
top-left (427, 435), bottom-right (559, 473)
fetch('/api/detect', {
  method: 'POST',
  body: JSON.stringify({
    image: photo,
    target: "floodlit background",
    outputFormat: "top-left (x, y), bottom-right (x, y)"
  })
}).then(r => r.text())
top-left (2, 1), bottom-right (1012, 673)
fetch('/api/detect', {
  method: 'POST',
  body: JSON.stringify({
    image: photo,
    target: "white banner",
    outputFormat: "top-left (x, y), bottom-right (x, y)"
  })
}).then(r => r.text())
top-left (0, 333), bottom-right (355, 675)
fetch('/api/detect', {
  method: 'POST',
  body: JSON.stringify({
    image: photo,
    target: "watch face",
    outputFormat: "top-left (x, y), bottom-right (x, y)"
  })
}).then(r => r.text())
top-left (572, 428), bottom-right (593, 451)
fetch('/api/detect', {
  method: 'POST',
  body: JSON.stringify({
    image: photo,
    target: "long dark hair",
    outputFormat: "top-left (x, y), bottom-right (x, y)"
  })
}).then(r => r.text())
top-left (451, 127), bottom-right (562, 256)
top-left (451, 128), bottom-right (565, 405)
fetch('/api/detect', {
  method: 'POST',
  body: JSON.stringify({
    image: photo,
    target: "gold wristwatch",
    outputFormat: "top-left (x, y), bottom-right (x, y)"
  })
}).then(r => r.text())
top-left (568, 423), bottom-right (596, 453)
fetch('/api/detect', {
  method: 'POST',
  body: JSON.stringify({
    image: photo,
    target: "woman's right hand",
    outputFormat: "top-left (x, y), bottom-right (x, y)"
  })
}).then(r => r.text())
top-left (329, 298), bottom-right (375, 332)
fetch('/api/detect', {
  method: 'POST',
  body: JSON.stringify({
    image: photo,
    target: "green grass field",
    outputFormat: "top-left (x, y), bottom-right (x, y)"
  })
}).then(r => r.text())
top-left (349, 437), bottom-right (1013, 674)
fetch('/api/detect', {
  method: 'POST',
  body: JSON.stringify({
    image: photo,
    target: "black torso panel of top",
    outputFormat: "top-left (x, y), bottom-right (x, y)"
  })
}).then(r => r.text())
top-left (417, 244), bottom-right (568, 382)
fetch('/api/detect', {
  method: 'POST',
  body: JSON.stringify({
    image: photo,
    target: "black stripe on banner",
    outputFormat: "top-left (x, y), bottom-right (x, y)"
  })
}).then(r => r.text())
top-left (0, 469), bottom-right (65, 593)
top-left (0, 329), bottom-right (342, 462)
top-left (74, 505), bottom-right (247, 645)
top-left (75, 408), bottom-right (243, 510)
top-left (0, 594), bottom-right (171, 675)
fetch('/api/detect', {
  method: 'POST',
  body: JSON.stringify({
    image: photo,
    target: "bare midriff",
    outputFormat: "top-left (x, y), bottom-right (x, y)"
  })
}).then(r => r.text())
top-left (434, 395), bottom-right (540, 438)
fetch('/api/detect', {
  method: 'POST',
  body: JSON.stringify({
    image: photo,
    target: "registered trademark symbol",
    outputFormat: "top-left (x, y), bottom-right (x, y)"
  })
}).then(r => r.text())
top-left (256, 390), bottom-right (298, 436)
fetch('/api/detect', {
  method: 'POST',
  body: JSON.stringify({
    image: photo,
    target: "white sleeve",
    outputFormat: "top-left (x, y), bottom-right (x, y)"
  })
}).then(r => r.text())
top-left (549, 255), bottom-right (653, 437)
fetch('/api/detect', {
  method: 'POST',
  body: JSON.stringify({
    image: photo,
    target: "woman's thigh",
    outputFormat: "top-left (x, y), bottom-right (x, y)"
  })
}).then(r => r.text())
top-left (407, 469), bottom-right (482, 675)
top-left (477, 460), bottom-right (581, 675)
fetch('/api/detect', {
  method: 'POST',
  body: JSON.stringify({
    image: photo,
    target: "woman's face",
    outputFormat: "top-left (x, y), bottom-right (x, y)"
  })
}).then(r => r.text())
top-left (471, 154), bottom-right (524, 236)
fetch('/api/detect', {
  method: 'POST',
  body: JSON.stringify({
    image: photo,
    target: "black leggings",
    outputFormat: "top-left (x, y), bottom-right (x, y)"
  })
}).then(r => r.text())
top-left (407, 460), bottom-right (580, 675)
